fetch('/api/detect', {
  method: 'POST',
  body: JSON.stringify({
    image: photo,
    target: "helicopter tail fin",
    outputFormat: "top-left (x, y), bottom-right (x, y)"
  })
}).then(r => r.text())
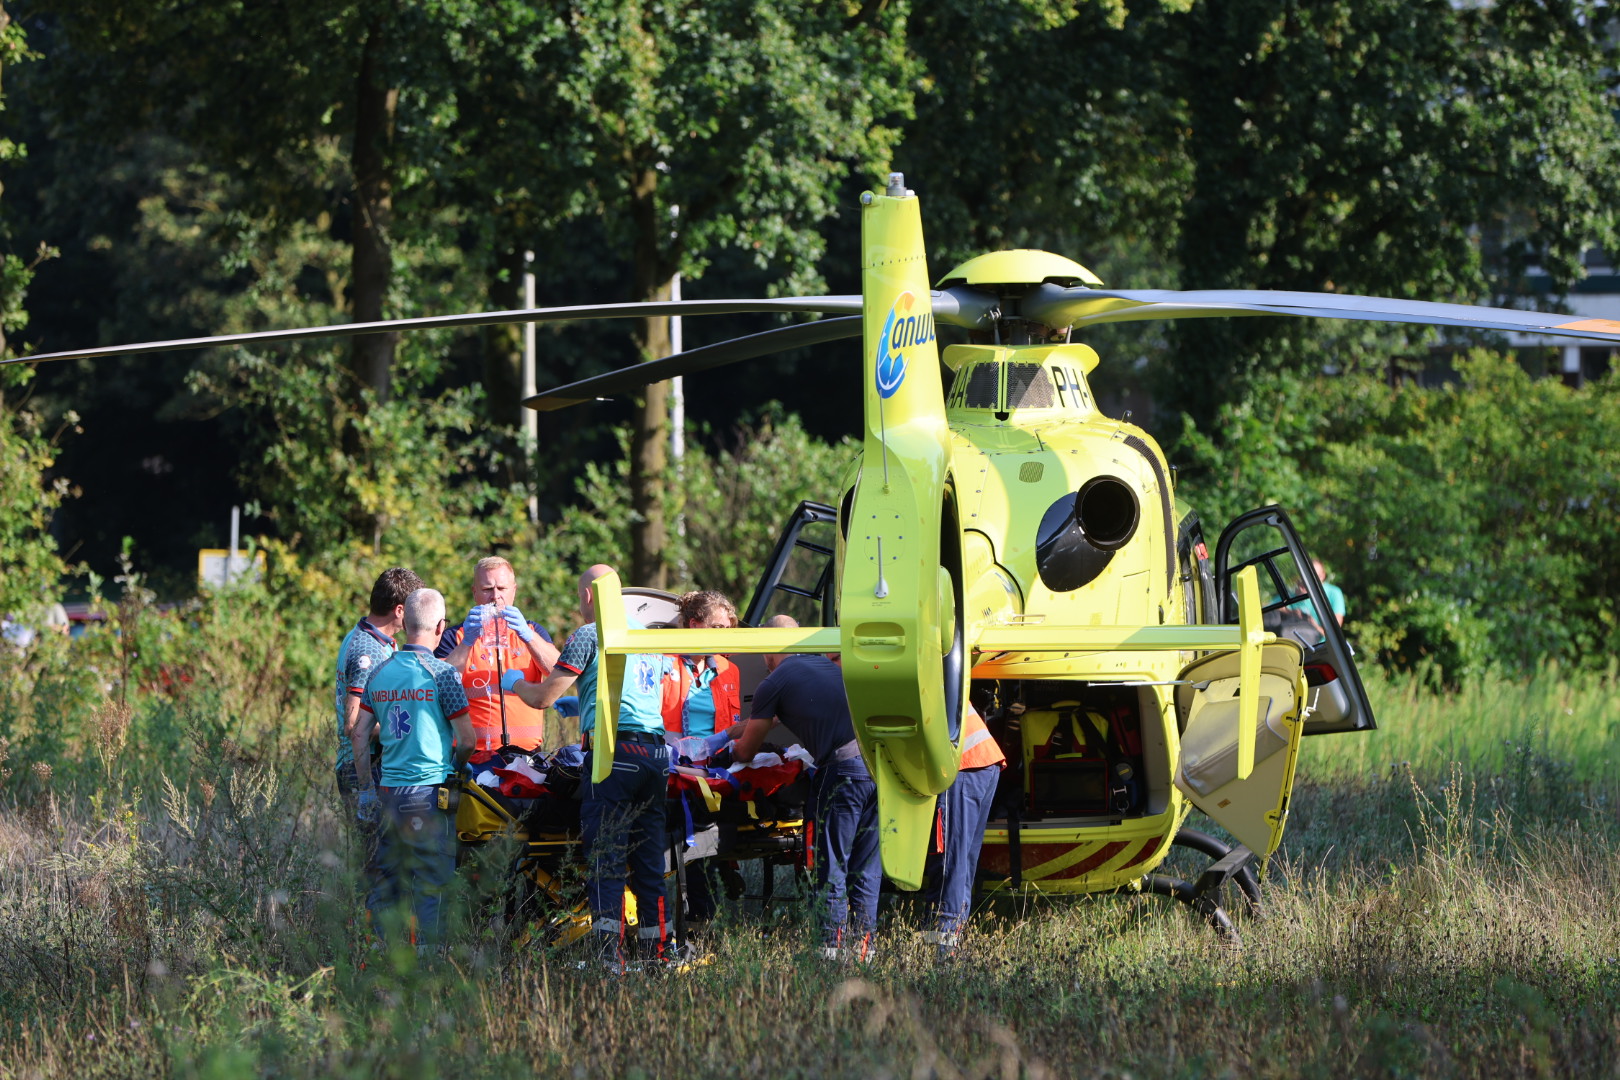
top-left (838, 176), bottom-right (967, 890)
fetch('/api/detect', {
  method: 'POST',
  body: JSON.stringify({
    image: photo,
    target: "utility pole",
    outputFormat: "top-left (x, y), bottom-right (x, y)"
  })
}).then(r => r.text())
top-left (670, 272), bottom-right (687, 581)
top-left (522, 250), bottom-right (539, 524)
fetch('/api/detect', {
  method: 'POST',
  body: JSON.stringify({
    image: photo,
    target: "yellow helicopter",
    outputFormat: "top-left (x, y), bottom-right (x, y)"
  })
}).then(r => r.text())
top-left (540, 176), bottom-right (1620, 930)
top-left (18, 174), bottom-right (1620, 929)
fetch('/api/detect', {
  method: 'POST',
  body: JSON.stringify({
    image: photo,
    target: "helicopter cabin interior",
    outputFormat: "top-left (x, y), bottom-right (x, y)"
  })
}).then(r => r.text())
top-left (973, 678), bottom-right (1171, 824)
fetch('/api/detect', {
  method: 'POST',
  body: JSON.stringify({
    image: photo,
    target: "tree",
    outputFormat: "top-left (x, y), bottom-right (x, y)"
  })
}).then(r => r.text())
top-left (0, 0), bottom-right (67, 623)
top-left (901, 0), bottom-right (1193, 269)
top-left (1165, 0), bottom-right (1620, 429)
top-left (28, 0), bottom-right (489, 406)
top-left (1178, 354), bottom-right (1620, 679)
top-left (541, 0), bottom-right (914, 588)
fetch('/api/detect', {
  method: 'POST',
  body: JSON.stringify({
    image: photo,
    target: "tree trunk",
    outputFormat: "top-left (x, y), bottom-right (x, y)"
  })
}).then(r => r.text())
top-left (484, 244), bottom-right (525, 429)
top-left (629, 166), bottom-right (672, 590)
top-left (350, 18), bottom-right (398, 404)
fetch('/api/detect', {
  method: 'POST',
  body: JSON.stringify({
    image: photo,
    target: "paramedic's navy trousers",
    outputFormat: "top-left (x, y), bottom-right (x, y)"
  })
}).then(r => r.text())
top-left (810, 754), bottom-right (881, 945)
top-left (928, 763), bottom-right (1000, 937)
top-left (581, 735), bottom-right (671, 931)
top-left (370, 784), bottom-right (455, 947)
top-left (337, 758), bottom-right (384, 892)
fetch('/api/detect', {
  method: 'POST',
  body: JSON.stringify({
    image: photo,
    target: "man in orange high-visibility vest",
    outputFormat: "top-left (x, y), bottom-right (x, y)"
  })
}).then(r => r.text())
top-left (435, 556), bottom-right (559, 752)
top-left (923, 704), bottom-right (1007, 958)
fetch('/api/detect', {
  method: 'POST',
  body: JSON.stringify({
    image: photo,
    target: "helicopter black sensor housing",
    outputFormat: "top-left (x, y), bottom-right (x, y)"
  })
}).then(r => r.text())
top-left (1034, 476), bottom-right (1141, 592)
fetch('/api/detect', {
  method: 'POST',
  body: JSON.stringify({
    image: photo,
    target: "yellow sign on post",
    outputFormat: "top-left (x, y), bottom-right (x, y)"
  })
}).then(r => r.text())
top-left (196, 548), bottom-right (265, 589)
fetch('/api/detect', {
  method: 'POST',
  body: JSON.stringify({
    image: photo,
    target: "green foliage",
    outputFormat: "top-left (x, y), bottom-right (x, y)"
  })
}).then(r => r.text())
top-left (518, 412), bottom-right (857, 630)
top-left (0, 381), bottom-right (68, 626)
top-left (1164, 0), bottom-right (1620, 424)
top-left (1178, 352), bottom-right (1620, 679)
top-left (0, 8), bottom-right (67, 627)
top-left (548, 0), bottom-right (916, 293)
top-left (905, 0), bottom-right (1193, 269)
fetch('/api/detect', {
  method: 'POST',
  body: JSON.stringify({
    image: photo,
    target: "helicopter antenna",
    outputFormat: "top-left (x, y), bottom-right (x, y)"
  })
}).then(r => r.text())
top-left (878, 391), bottom-right (890, 491)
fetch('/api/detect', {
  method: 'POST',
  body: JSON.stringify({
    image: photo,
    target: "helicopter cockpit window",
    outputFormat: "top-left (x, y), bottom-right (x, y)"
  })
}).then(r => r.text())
top-left (1005, 363), bottom-right (1055, 409)
top-left (1222, 527), bottom-right (1323, 650)
top-left (960, 363), bottom-right (1000, 409)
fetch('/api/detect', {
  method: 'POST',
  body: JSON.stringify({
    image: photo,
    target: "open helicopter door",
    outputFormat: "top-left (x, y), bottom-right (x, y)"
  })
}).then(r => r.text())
top-left (1214, 506), bottom-right (1376, 736)
top-left (736, 500), bottom-right (839, 745)
top-left (1172, 638), bottom-right (1307, 857)
top-left (742, 500), bottom-right (839, 629)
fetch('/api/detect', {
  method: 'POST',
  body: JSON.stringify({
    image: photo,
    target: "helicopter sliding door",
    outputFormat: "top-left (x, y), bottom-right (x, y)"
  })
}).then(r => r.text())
top-left (1213, 506), bottom-right (1375, 735)
top-left (1172, 640), bottom-right (1307, 856)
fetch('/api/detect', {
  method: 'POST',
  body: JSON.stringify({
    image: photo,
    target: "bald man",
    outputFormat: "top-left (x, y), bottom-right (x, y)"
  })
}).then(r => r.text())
top-left (732, 615), bottom-right (880, 961)
top-left (506, 565), bottom-right (674, 971)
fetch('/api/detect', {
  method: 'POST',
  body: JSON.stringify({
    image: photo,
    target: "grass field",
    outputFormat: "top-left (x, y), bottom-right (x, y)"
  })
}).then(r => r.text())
top-left (2, 660), bottom-right (1618, 1079)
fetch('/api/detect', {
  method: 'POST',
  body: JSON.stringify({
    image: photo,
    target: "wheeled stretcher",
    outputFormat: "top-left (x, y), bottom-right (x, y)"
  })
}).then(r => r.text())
top-left (452, 745), bottom-right (810, 953)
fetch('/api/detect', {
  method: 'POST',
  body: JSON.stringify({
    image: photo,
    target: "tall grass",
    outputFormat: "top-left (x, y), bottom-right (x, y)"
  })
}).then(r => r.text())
top-left (2, 626), bottom-right (1618, 1077)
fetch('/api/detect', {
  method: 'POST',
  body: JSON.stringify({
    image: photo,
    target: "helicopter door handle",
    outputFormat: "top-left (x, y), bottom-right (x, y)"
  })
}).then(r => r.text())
top-left (849, 623), bottom-right (906, 660)
top-left (853, 634), bottom-right (904, 647)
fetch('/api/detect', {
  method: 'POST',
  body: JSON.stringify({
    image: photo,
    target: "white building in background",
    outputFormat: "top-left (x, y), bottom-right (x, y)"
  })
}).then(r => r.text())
top-left (1505, 249), bottom-right (1620, 388)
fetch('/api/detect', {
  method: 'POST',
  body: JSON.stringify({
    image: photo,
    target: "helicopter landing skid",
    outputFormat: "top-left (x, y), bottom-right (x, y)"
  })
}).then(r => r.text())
top-left (1134, 836), bottom-right (1260, 946)
top-left (1172, 828), bottom-right (1262, 918)
top-left (1140, 874), bottom-right (1239, 945)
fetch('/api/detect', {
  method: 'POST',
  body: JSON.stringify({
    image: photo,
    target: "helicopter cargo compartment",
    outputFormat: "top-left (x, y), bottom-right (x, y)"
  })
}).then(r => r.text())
top-left (973, 678), bottom-right (1177, 892)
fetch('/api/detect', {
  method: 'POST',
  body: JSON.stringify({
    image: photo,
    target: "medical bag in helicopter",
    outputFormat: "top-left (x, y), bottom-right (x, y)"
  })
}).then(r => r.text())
top-left (1022, 703), bottom-right (1142, 817)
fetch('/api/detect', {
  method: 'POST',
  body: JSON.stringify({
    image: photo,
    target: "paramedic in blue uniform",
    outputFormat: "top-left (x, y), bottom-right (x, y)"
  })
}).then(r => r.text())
top-left (334, 567), bottom-right (423, 801)
top-left (353, 587), bottom-right (474, 951)
top-left (504, 564), bottom-right (674, 970)
top-left (661, 589), bottom-right (743, 925)
top-left (731, 615), bottom-right (881, 960)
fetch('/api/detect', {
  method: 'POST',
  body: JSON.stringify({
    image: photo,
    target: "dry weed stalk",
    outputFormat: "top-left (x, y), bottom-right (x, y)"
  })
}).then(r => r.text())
top-left (94, 698), bottom-right (133, 776)
top-left (23, 761), bottom-right (56, 832)
top-left (829, 977), bottom-right (1051, 1080)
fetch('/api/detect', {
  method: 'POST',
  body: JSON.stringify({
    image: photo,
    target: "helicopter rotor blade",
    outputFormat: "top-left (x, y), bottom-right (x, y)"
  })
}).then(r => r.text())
top-left (4, 296), bottom-right (864, 368)
top-left (523, 316), bottom-right (863, 411)
top-left (930, 285), bottom-right (1000, 328)
top-left (1021, 284), bottom-right (1620, 344)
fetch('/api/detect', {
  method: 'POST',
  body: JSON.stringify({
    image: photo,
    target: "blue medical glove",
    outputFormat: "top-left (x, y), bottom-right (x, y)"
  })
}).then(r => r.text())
top-left (501, 605), bottom-right (537, 643)
top-left (356, 788), bottom-right (380, 826)
top-left (463, 605), bottom-right (487, 640)
top-left (500, 669), bottom-right (526, 694)
top-left (703, 729), bottom-right (735, 756)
